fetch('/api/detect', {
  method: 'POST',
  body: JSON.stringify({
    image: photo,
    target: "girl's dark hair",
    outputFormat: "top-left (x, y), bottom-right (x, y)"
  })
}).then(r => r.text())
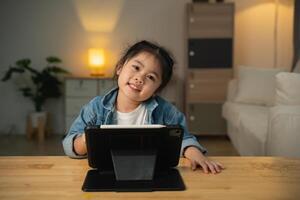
top-left (114, 40), bottom-right (174, 92)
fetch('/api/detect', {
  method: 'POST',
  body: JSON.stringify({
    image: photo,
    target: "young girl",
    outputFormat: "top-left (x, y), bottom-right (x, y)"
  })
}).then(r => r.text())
top-left (63, 40), bottom-right (224, 174)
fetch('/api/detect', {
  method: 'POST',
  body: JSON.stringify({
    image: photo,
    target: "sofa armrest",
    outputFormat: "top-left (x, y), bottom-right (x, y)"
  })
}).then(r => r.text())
top-left (266, 105), bottom-right (300, 158)
top-left (226, 79), bottom-right (238, 102)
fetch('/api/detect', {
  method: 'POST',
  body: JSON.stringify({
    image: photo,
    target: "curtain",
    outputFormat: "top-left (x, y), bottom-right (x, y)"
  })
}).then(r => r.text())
top-left (292, 0), bottom-right (300, 71)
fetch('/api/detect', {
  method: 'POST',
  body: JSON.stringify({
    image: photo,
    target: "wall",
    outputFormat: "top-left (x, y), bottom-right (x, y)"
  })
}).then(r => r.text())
top-left (231, 0), bottom-right (294, 73)
top-left (0, 0), bottom-right (294, 135)
top-left (0, 0), bottom-right (190, 135)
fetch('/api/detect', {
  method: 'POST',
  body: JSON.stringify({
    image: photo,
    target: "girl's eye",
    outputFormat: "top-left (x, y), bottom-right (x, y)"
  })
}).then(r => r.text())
top-left (132, 65), bottom-right (139, 71)
top-left (147, 75), bottom-right (155, 81)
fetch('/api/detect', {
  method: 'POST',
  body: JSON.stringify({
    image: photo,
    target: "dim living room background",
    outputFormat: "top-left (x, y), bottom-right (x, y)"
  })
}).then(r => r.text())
top-left (0, 0), bottom-right (299, 157)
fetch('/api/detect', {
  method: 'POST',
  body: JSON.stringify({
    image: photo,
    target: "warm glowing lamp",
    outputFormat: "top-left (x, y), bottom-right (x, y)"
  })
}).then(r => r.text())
top-left (89, 48), bottom-right (105, 76)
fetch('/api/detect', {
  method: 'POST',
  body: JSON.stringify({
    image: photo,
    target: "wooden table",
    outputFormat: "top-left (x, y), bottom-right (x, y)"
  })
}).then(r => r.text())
top-left (0, 156), bottom-right (299, 200)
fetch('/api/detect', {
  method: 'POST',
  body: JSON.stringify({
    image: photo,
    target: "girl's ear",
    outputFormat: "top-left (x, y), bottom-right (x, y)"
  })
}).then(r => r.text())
top-left (116, 65), bottom-right (122, 75)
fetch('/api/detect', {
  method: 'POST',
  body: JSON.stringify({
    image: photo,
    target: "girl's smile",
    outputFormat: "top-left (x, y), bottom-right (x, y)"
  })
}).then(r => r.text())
top-left (127, 82), bottom-right (142, 92)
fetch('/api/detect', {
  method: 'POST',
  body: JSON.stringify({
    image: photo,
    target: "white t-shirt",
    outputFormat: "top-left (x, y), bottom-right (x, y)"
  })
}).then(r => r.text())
top-left (116, 103), bottom-right (148, 125)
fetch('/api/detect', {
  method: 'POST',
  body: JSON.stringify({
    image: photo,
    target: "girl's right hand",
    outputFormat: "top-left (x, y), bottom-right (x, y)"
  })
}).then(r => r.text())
top-left (74, 133), bottom-right (87, 155)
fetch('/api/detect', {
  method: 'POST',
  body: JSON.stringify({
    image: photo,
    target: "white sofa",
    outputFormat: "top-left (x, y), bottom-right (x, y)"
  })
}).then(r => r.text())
top-left (222, 67), bottom-right (300, 158)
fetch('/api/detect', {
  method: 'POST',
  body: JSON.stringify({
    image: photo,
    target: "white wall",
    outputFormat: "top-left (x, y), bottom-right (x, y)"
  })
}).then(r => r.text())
top-left (231, 0), bottom-right (294, 73)
top-left (0, 0), bottom-right (294, 135)
top-left (0, 0), bottom-right (190, 135)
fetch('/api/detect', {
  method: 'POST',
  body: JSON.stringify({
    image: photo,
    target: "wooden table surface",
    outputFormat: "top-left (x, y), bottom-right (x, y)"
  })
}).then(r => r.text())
top-left (0, 156), bottom-right (299, 200)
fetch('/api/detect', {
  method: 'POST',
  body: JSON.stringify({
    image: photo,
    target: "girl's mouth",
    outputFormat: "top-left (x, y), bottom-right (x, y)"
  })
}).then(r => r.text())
top-left (127, 83), bottom-right (142, 92)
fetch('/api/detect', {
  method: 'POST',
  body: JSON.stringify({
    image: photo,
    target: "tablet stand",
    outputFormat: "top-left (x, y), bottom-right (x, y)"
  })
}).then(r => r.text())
top-left (82, 148), bottom-right (185, 192)
top-left (111, 149), bottom-right (156, 191)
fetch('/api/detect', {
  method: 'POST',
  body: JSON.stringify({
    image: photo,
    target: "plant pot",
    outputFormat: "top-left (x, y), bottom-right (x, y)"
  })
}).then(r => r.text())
top-left (26, 111), bottom-right (48, 143)
top-left (29, 112), bottom-right (47, 128)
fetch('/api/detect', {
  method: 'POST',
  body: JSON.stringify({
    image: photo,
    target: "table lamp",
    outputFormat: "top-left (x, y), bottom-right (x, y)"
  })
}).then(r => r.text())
top-left (89, 48), bottom-right (105, 76)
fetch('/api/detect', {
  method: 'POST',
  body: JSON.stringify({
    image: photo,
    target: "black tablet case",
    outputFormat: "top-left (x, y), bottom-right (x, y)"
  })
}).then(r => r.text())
top-left (82, 125), bottom-right (186, 192)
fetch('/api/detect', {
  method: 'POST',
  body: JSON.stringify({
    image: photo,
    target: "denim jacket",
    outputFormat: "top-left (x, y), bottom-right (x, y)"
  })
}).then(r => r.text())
top-left (62, 87), bottom-right (207, 158)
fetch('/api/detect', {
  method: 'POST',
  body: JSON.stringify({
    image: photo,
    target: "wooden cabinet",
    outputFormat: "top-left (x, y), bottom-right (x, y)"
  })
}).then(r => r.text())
top-left (186, 69), bottom-right (232, 135)
top-left (185, 3), bottom-right (234, 135)
top-left (64, 77), bottom-right (115, 131)
top-left (187, 103), bottom-right (226, 135)
top-left (188, 3), bottom-right (234, 38)
top-left (186, 69), bottom-right (232, 103)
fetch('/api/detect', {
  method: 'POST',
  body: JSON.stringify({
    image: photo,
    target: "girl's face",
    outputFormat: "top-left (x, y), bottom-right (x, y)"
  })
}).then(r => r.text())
top-left (116, 51), bottom-right (162, 103)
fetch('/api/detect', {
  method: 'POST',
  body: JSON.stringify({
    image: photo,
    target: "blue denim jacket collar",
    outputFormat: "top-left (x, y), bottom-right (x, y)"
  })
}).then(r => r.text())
top-left (100, 87), bottom-right (158, 124)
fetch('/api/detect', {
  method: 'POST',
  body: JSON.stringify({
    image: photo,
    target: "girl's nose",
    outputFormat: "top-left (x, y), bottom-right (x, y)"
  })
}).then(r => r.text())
top-left (134, 77), bottom-right (143, 85)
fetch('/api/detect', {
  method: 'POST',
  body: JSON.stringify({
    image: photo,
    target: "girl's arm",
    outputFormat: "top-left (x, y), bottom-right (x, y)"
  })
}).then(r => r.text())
top-left (62, 97), bottom-right (99, 158)
top-left (165, 105), bottom-right (225, 173)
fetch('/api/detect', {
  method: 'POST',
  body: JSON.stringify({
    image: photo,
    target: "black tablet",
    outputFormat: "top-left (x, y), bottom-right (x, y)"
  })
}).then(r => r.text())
top-left (82, 124), bottom-right (186, 192)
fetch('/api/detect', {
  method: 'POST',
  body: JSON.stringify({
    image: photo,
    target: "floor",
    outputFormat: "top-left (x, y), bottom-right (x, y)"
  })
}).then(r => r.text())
top-left (0, 134), bottom-right (65, 156)
top-left (0, 134), bottom-right (239, 156)
top-left (197, 135), bottom-right (239, 156)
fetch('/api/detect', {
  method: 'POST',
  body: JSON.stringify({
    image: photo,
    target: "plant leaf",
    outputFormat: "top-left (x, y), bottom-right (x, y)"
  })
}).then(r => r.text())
top-left (1, 66), bottom-right (25, 81)
top-left (19, 87), bottom-right (33, 97)
top-left (46, 57), bottom-right (62, 63)
top-left (44, 66), bottom-right (69, 74)
top-left (22, 64), bottom-right (39, 75)
top-left (15, 58), bottom-right (40, 75)
top-left (16, 59), bottom-right (31, 68)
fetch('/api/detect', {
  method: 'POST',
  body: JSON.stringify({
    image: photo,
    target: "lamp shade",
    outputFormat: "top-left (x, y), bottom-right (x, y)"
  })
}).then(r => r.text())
top-left (89, 48), bottom-right (105, 67)
top-left (88, 48), bottom-right (105, 76)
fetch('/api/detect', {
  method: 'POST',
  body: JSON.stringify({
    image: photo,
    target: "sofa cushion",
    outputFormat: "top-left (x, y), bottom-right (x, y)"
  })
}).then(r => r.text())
top-left (275, 72), bottom-right (300, 105)
top-left (267, 105), bottom-right (300, 157)
top-left (222, 102), bottom-right (249, 128)
top-left (235, 66), bottom-right (285, 106)
top-left (222, 102), bottom-right (269, 134)
top-left (238, 106), bottom-right (269, 154)
top-left (223, 102), bottom-right (269, 155)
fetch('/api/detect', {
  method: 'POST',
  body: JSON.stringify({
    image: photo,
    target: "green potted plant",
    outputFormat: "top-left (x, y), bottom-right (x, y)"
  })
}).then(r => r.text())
top-left (2, 56), bottom-right (69, 129)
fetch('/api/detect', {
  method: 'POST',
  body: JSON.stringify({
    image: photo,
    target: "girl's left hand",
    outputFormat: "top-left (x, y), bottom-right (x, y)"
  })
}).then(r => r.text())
top-left (184, 146), bottom-right (225, 174)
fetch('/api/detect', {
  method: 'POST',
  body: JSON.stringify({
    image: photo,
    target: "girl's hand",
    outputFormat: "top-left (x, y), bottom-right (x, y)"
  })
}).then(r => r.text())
top-left (74, 133), bottom-right (87, 156)
top-left (184, 146), bottom-right (225, 174)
